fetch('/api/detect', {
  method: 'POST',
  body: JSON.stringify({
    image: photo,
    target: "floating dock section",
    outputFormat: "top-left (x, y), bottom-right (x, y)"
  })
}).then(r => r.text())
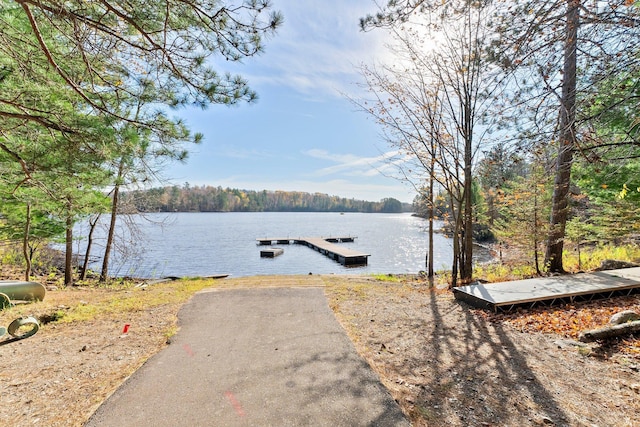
top-left (453, 267), bottom-right (640, 312)
top-left (260, 248), bottom-right (284, 258)
top-left (257, 237), bottom-right (369, 266)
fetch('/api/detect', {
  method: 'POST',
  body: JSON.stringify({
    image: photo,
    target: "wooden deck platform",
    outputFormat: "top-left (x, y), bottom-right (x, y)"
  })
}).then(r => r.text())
top-left (260, 248), bottom-right (284, 258)
top-left (257, 237), bottom-right (369, 266)
top-left (453, 267), bottom-right (640, 312)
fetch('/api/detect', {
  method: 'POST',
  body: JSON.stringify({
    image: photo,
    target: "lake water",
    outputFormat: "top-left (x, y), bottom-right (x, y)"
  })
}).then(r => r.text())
top-left (73, 212), bottom-right (487, 278)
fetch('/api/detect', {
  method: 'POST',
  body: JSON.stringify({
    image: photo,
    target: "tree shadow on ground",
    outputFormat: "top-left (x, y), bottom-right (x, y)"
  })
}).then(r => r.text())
top-left (229, 348), bottom-right (410, 426)
top-left (382, 287), bottom-right (572, 426)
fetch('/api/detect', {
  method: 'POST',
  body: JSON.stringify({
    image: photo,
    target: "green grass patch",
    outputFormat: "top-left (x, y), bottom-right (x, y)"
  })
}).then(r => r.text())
top-left (563, 243), bottom-right (640, 272)
top-left (58, 278), bottom-right (218, 323)
top-left (370, 273), bottom-right (402, 282)
top-left (325, 280), bottom-right (369, 304)
top-left (473, 263), bottom-right (537, 282)
top-left (474, 243), bottom-right (640, 283)
top-left (0, 278), bottom-right (220, 326)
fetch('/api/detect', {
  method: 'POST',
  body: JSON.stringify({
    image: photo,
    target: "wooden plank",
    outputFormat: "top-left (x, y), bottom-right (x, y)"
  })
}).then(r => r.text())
top-left (453, 267), bottom-right (640, 311)
top-left (303, 238), bottom-right (370, 258)
top-left (260, 248), bottom-right (284, 258)
top-left (257, 236), bottom-right (368, 266)
top-left (256, 236), bottom-right (356, 244)
top-left (605, 267), bottom-right (640, 282)
top-left (303, 238), bottom-right (369, 266)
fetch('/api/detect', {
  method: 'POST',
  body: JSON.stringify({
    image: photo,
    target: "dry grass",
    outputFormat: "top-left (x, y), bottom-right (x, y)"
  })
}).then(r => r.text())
top-left (0, 274), bottom-right (333, 426)
top-left (1, 274), bottom-right (639, 426)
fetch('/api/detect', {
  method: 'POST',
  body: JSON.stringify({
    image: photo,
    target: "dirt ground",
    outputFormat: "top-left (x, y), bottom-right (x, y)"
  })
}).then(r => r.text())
top-left (0, 274), bottom-right (639, 426)
top-left (0, 290), bottom-right (181, 426)
top-left (324, 276), bottom-right (640, 427)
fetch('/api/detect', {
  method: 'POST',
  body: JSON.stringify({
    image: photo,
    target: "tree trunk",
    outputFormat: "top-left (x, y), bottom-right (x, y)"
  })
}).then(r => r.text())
top-left (427, 156), bottom-right (435, 280)
top-left (534, 191), bottom-right (541, 275)
top-left (461, 70), bottom-right (474, 282)
top-left (451, 231), bottom-right (459, 288)
top-left (100, 185), bottom-right (119, 282)
top-left (545, 0), bottom-right (579, 273)
top-left (101, 159), bottom-right (126, 282)
top-left (450, 194), bottom-right (464, 288)
top-left (427, 193), bottom-right (434, 280)
top-left (579, 320), bottom-right (640, 343)
top-left (23, 203), bottom-right (31, 281)
top-left (80, 214), bottom-right (100, 281)
top-left (462, 149), bottom-right (473, 282)
top-left (65, 212), bottom-right (74, 286)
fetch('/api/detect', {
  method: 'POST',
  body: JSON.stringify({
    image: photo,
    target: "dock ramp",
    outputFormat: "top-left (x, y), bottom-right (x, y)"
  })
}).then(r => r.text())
top-left (453, 267), bottom-right (640, 312)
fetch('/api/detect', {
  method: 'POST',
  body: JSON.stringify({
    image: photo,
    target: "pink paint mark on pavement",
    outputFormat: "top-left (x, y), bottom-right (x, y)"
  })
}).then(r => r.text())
top-left (182, 343), bottom-right (195, 357)
top-left (224, 391), bottom-right (246, 417)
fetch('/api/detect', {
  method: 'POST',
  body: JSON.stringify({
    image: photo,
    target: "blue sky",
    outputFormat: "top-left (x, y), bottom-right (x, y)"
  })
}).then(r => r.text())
top-left (164, 0), bottom-right (416, 203)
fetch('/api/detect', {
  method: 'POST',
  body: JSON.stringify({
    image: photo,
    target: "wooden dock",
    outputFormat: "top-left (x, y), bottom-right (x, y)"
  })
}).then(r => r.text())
top-left (453, 267), bottom-right (640, 312)
top-left (260, 248), bottom-right (284, 258)
top-left (257, 237), bottom-right (369, 266)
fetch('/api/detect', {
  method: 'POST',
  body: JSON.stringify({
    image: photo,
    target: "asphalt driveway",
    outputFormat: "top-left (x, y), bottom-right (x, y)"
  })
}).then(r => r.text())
top-left (85, 287), bottom-right (409, 426)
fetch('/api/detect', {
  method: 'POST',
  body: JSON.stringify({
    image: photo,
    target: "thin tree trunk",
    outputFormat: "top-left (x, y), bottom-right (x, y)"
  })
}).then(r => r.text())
top-left (579, 321), bottom-right (640, 343)
top-left (545, 0), bottom-right (579, 273)
top-left (65, 211), bottom-right (74, 286)
top-left (100, 185), bottom-right (119, 282)
top-left (23, 203), bottom-right (31, 281)
top-left (428, 163), bottom-right (435, 280)
top-left (488, 192), bottom-right (495, 227)
top-left (534, 191), bottom-right (541, 275)
top-left (81, 214), bottom-right (100, 281)
top-left (451, 232), bottom-right (459, 288)
top-left (462, 149), bottom-right (473, 282)
top-left (577, 241), bottom-right (582, 271)
top-left (450, 195), bottom-right (464, 288)
top-left (101, 160), bottom-right (125, 282)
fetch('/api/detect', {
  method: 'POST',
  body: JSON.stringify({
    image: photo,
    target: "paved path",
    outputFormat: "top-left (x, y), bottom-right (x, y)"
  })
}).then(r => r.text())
top-left (86, 287), bottom-right (409, 426)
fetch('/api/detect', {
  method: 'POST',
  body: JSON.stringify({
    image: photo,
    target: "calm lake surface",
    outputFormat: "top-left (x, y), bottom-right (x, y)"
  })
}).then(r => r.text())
top-left (74, 212), bottom-right (487, 278)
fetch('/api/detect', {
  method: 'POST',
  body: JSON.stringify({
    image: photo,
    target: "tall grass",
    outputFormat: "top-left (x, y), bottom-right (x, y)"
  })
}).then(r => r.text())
top-left (563, 243), bottom-right (640, 272)
top-left (369, 273), bottom-right (402, 282)
top-left (59, 278), bottom-right (218, 323)
top-left (474, 243), bottom-right (640, 283)
top-left (473, 263), bottom-right (538, 283)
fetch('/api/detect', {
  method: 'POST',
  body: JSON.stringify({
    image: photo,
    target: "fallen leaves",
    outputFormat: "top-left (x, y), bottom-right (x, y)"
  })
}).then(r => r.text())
top-left (475, 294), bottom-right (640, 359)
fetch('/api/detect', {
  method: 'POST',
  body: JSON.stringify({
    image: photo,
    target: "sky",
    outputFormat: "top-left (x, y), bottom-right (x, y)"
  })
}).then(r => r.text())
top-left (164, 0), bottom-right (417, 203)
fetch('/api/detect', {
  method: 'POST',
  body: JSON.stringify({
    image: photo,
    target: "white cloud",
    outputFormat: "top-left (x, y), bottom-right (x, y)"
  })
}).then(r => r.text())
top-left (304, 148), bottom-right (411, 178)
top-left (241, 0), bottom-right (391, 99)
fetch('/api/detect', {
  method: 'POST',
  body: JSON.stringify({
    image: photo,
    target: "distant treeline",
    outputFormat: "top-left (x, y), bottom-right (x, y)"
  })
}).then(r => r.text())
top-left (121, 185), bottom-right (413, 213)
